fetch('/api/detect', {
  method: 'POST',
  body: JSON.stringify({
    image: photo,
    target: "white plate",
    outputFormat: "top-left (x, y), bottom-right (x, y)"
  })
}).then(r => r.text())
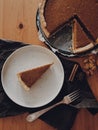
top-left (1, 45), bottom-right (64, 108)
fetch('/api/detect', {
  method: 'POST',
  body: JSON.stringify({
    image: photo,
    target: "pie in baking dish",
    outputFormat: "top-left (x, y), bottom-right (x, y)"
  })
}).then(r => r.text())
top-left (39, 0), bottom-right (98, 53)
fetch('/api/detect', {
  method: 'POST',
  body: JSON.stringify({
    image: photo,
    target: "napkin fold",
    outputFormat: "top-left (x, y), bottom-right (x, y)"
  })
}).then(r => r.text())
top-left (0, 39), bottom-right (98, 130)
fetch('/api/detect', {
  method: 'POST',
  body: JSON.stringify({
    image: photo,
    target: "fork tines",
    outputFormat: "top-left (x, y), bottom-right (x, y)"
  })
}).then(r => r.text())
top-left (69, 89), bottom-right (80, 102)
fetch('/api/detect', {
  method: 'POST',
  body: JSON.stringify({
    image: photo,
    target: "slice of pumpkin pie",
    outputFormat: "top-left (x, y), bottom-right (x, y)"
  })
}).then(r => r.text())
top-left (72, 19), bottom-right (94, 53)
top-left (17, 63), bottom-right (53, 91)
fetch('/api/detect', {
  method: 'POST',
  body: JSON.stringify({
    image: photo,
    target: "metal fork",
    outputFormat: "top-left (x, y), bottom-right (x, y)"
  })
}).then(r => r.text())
top-left (26, 89), bottom-right (80, 122)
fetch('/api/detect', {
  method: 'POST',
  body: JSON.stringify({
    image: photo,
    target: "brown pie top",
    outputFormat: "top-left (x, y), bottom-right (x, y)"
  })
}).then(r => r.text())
top-left (39, 0), bottom-right (98, 53)
top-left (17, 63), bottom-right (53, 90)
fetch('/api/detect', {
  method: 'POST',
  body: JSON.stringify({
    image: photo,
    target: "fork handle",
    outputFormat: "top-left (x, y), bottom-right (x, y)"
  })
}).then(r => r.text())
top-left (26, 101), bottom-right (62, 122)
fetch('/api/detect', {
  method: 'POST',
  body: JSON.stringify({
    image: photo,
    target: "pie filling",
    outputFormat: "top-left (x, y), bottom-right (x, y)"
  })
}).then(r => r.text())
top-left (39, 0), bottom-right (98, 53)
top-left (74, 15), bottom-right (95, 43)
top-left (17, 63), bottom-right (53, 91)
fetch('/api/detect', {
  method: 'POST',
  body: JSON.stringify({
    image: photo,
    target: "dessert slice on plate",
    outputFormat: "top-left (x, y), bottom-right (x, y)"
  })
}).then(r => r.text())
top-left (17, 63), bottom-right (53, 91)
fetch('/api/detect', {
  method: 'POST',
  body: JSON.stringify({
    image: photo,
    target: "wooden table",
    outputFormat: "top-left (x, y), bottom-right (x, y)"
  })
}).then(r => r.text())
top-left (0, 0), bottom-right (98, 130)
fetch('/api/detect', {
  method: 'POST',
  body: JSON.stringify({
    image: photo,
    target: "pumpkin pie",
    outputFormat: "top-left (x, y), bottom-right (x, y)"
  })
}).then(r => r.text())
top-left (17, 63), bottom-right (53, 91)
top-left (39, 0), bottom-right (98, 53)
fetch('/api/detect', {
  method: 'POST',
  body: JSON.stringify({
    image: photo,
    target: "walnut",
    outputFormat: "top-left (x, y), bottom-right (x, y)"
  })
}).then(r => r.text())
top-left (83, 63), bottom-right (89, 70)
top-left (83, 54), bottom-right (97, 76)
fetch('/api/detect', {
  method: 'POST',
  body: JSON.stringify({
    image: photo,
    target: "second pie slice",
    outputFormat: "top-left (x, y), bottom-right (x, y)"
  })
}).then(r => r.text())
top-left (72, 19), bottom-right (94, 53)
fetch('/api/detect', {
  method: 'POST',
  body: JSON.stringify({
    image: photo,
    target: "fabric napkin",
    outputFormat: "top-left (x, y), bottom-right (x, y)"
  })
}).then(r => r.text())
top-left (0, 39), bottom-right (97, 130)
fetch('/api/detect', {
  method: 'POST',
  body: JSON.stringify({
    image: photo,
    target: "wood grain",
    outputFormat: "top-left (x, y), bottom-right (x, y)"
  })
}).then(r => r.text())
top-left (0, 0), bottom-right (98, 130)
